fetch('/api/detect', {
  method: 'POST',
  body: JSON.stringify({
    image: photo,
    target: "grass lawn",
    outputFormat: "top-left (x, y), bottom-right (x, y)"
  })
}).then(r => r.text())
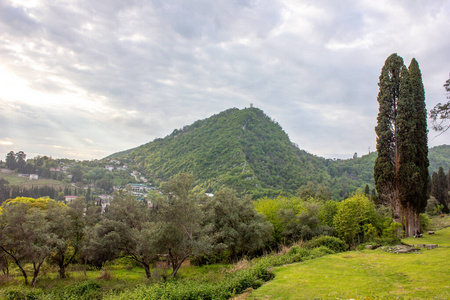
top-left (0, 168), bottom-right (68, 188)
top-left (250, 224), bottom-right (450, 300)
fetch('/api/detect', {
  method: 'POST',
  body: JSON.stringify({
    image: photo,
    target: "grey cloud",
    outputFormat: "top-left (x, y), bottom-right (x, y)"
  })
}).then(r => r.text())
top-left (0, 0), bottom-right (449, 160)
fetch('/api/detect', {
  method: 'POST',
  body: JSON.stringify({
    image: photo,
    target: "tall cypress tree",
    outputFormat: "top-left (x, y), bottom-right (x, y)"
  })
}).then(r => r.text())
top-left (431, 167), bottom-right (449, 213)
top-left (374, 53), bottom-right (404, 216)
top-left (374, 54), bottom-right (429, 236)
top-left (408, 58), bottom-right (429, 215)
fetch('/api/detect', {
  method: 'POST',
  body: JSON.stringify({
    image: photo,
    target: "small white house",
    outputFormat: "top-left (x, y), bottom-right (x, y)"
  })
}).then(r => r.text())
top-left (29, 174), bottom-right (39, 180)
top-left (65, 195), bottom-right (77, 203)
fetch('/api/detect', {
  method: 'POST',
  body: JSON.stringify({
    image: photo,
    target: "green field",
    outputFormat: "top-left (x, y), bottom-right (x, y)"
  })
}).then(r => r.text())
top-left (0, 168), bottom-right (68, 188)
top-left (250, 226), bottom-right (450, 300)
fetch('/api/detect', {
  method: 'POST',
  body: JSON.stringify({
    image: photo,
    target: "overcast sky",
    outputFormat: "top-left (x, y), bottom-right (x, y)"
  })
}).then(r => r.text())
top-left (1, 0), bottom-right (449, 161)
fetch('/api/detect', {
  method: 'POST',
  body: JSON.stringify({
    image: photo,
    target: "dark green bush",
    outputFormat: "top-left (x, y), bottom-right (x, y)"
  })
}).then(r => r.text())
top-left (4, 289), bottom-right (42, 300)
top-left (306, 235), bottom-right (348, 252)
top-left (62, 280), bottom-right (102, 300)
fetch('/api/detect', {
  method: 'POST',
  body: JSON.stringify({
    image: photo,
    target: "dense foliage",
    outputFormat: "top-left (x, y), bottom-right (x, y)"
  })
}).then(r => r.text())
top-left (122, 108), bottom-right (331, 197)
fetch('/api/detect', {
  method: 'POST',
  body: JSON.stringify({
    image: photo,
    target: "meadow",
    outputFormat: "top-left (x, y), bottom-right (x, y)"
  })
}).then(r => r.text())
top-left (250, 218), bottom-right (450, 300)
top-left (0, 217), bottom-right (448, 299)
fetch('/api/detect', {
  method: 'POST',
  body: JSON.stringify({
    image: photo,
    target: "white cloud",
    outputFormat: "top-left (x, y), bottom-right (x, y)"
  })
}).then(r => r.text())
top-left (0, 0), bottom-right (449, 160)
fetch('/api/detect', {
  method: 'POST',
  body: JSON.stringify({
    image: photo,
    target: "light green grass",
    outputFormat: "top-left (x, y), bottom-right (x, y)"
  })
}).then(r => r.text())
top-left (0, 170), bottom-right (68, 188)
top-left (251, 226), bottom-right (450, 300)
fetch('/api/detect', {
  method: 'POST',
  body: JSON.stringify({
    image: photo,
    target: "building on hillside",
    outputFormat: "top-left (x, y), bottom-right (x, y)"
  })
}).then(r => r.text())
top-left (29, 174), bottom-right (39, 180)
top-left (64, 195), bottom-right (77, 203)
top-left (127, 183), bottom-right (149, 193)
top-left (105, 165), bottom-right (115, 172)
top-left (96, 194), bottom-right (113, 213)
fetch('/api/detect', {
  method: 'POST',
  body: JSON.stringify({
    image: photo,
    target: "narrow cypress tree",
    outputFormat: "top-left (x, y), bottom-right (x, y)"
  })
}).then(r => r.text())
top-left (431, 167), bottom-right (449, 213)
top-left (397, 65), bottom-right (418, 235)
top-left (408, 59), bottom-right (429, 215)
top-left (374, 54), bottom-right (429, 236)
top-left (374, 53), bottom-right (404, 217)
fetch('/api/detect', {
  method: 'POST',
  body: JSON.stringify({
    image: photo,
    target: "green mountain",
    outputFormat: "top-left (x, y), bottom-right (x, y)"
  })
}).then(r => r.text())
top-left (112, 107), bottom-right (449, 199)
top-left (117, 108), bottom-right (329, 197)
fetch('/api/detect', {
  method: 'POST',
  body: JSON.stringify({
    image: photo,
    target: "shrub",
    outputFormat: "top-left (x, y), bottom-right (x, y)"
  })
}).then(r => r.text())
top-left (308, 246), bottom-right (335, 258)
top-left (59, 280), bottom-right (103, 300)
top-left (3, 289), bottom-right (43, 300)
top-left (306, 235), bottom-right (348, 252)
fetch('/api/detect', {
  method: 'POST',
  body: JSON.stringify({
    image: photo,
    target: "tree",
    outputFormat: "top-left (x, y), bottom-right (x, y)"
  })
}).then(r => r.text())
top-left (100, 192), bottom-right (156, 278)
top-left (364, 184), bottom-right (370, 197)
top-left (154, 173), bottom-right (210, 277)
top-left (430, 167), bottom-right (449, 213)
top-left (47, 199), bottom-right (85, 278)
top-left (5, 151), bottom-right (16, 170)
top-left (333, 193), bottom-right (377, 248)
top-left (374, 54), bottom-right (429, 236)
top-left (430, 75), bottom-right (450, 133)
top-left (0, 201), bottom-right (55, 286)
top-left (397, 58), bottom-right (429, 235)
top-left (0, 179), bottom-right (9, 205)
top-left (15, 151), bottom-right (26, 173)
top-left (204, 187), bottom-right (273, 262)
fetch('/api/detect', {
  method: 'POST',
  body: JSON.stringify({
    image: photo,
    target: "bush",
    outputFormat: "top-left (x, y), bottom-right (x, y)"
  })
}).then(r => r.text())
top-left (3, 289), bottom-right (43, 300)
top-left (58, 281), bottom-right (103, 300)
top-left (306, 235), bottom-right (348, 252)
top-left (308, 246), bottom-right (335, 258)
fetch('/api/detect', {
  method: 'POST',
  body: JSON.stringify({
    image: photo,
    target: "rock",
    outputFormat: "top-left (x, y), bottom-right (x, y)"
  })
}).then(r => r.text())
top-left (365, 245), bottom-right (372, 249)
top-left (428, 231), bottom-right (435, 235)
top-left (417, 244), bottom-right (426, 248)
top-left (425, 244), bottom-right (438, 250)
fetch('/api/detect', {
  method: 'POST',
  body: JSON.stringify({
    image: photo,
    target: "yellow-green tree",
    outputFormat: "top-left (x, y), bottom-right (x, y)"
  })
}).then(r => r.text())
top-left (333, 193), bottom-right (377, 248)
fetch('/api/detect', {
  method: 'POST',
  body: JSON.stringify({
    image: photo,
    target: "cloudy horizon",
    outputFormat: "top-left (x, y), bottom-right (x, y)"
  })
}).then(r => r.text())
top-left (1, 0), bottom-right (449, 161)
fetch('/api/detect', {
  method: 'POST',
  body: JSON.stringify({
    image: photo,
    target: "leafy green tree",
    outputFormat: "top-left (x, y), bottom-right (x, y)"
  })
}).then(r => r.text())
top-left (254, 196), bottom-right (302, 244)
top-left (5, 151), bottom-right (15, 170)
top-left (15, 151), bottom-right (26, 173)
top-left (319, 200), bottom-right (338, 228)
top-left (154, 173), bottom-right (211, 277)
top-left (100, 192), bottom-right (156, 278)
top-left (47, 199), bottom-right (85, 278)
top-left (333, 193), bottom-right (377, 248)
top-left (0, 201), bottom-right (55, 286)
top-left (204, 187), bottom-right (273, 262)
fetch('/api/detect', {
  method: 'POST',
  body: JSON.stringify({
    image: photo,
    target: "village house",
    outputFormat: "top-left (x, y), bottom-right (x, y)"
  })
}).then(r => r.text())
top-left (105, 165), bottom-right (115, 172)
top-left (29, 174), bottom-right (39, 180)
top-left (64, 195), bottom-right (77, 203)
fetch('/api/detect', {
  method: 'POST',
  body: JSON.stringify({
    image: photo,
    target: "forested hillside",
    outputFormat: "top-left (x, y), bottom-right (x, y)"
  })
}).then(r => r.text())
top-left (113, 107), bottom-right (450, 200)
top-left (121, 108), bottom-right (329, 197)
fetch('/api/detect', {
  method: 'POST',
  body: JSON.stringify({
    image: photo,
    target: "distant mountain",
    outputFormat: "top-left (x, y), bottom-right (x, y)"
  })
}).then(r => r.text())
top-left (429, 144), bottom-right (450, 174)
top-left (113, 108), bottom-right (329, 197)
top-left (110, 107), bottom-right (450, 199)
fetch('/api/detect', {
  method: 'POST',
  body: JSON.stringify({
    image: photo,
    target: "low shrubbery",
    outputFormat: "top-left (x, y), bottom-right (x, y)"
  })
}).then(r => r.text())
top-left (305, 235), bottom-right (348, 253)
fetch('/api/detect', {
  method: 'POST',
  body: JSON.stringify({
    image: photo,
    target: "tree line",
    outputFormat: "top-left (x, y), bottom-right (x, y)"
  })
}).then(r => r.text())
top-left (1, 172), bottom-right (410, 287)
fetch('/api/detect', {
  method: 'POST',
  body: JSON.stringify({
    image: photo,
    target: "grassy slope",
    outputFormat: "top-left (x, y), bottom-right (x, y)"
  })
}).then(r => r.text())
top-left (250, 222), bottom-right (450, 299)
top-left (0, 169), bottom-right (68, 188)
